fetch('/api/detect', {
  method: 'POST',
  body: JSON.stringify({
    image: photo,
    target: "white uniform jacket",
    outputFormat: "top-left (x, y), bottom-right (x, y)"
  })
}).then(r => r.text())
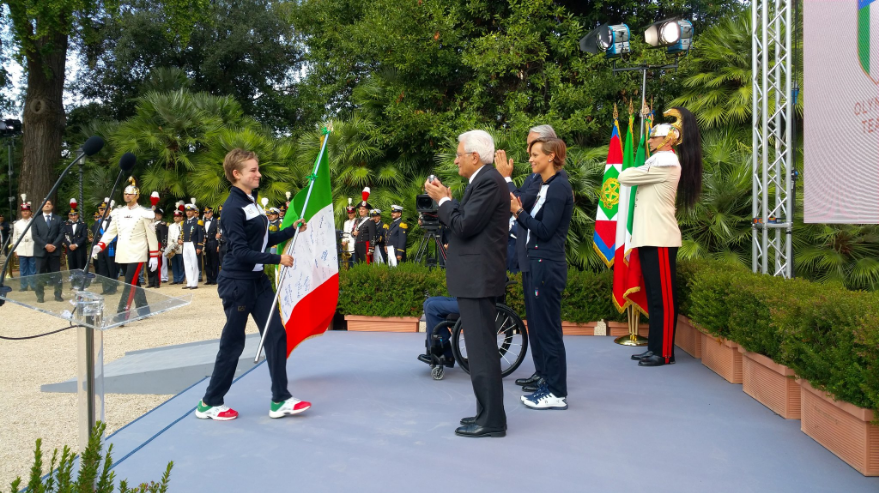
top-left (165, 222), bottom-right (183, 256)
top-left (618, 150), bottom-right (682, 249)
top-left (98, 205), bottom-right (159, 264)
top-left (342, 218), bottom-right (357, 253)
top-left (12, 219), bottom-right (34, 257)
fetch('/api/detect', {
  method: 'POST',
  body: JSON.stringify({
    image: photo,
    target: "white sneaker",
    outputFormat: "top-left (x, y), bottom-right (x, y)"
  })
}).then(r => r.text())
top-left (269, 397), bottom-right (311, 418)
top-left (522, 391), bottom-right (568, 410)
top-left (195, 401), bottom-right (239, 420)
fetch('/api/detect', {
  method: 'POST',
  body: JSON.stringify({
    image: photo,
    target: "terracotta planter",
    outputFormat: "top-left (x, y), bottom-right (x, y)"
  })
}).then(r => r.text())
top-left (739, 348), bottom-right (800, 419)
top-left (607, 321), bottom-right (650, 337)
top-left (799, 379), bottom-right (879, 476)
top-left (674, 315), bottom-right (702, 359)
top-left (344, 315), bottom-right (420, 333)
top-left (700, 330), bottom-right (743, 384)
top-left (561, 321), bottom-right (598, 336)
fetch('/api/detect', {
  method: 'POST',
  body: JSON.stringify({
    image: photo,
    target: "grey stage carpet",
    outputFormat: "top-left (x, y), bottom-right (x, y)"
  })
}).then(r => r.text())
top-left (104, 332), bottom-right (879, 493)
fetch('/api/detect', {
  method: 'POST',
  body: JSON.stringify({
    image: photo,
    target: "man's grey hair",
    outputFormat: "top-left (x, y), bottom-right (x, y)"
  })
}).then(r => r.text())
top-left (529, 124), bottom-right (557, 139)
top-left (458, 130), bottom-right (495, 165)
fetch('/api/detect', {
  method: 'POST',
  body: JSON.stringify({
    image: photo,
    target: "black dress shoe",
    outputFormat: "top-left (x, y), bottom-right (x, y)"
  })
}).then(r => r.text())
top-left (522, 377), bottom-right (546, 392)
top-left (455, 424), bottom-right (505, 438)
top-left (417, 353), bottom-right (432, 365)
top-left (639, 355), bottom-right (676, 366)
top-left (460, 416), bottom-right (476, 425)
top-left (54, 296), bottom-right (64, 302)
top-left (36, 297), bottom-right (45, 303)
top-left (631, 350), bottom-right (653, 361)
top-left (515, 372), bottom-right (541, 387)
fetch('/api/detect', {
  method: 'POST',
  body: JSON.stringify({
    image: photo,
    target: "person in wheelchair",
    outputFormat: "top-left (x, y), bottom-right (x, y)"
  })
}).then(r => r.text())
top-left (417, 296), bottom-right (459, 368)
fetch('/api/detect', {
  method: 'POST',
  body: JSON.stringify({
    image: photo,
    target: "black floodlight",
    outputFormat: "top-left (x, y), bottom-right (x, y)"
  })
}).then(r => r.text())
top-left (644, 18), bottom-right (694, 54)
top-left (580, 23), bottom-right (631, 58)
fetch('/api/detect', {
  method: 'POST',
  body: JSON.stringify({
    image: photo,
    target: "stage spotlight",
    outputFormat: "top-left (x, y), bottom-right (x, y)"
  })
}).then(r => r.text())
top-left (644, 18), bottom-right (694, 54)
top-left (580, 23), bottom-right (630, 58)
top-left (0, 119), bottom-right (22, 137)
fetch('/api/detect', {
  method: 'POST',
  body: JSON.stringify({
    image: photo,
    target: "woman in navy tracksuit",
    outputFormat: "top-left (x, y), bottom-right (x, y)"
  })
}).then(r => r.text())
top-left (196, 148), bottom-right (311, 421)
top-left (510, 137), bottom-right (574, 410)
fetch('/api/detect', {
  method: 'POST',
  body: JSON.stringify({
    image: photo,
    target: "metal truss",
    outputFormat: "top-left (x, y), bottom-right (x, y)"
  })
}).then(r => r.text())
top-left (752, 0), bottom-right (794, 278)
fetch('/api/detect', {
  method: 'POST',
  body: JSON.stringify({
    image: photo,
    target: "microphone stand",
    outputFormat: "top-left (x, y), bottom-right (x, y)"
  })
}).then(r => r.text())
top-left (0, 148), bottom-right (93, 298)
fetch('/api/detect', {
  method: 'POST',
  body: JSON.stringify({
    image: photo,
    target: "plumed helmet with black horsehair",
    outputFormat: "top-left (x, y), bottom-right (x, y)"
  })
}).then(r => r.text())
top-left (649, 108), bottom-right (686, 149)
top-left (123, 177), bottom-right (140, 197)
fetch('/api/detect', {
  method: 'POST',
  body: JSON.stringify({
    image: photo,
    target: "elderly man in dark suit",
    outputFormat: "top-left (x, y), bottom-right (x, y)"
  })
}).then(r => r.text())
top-left (32, 200), bottom-right (65, 302)
top-left (425, 129), bottom-right (509, 438)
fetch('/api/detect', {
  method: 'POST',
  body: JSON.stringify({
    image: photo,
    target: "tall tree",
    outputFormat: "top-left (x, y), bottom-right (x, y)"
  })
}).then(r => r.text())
top-left (1, 0), bottom-right (205, 209)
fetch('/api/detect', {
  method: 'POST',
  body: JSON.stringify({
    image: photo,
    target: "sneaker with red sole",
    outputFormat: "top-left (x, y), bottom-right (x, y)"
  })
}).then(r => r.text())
top-left (269, 397), bottom-right (311, 418)
top-left (195, 401), bottom-right (239, 421)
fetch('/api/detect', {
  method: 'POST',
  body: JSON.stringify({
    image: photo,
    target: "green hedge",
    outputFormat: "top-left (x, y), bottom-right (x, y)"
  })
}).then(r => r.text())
top-left (337, 264), bottom-right (623, 322)
top-left (686, 261), bottom-right (879, 416)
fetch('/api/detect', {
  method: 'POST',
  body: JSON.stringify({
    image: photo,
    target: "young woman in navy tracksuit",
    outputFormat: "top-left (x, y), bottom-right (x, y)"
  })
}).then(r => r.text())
top-left (196, 148), bottom-right (311, 421)
top-left (510, 137), bottom-right (574, 410)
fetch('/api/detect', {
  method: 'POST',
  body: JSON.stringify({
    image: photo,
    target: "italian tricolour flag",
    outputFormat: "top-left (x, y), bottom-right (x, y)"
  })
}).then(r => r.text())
top-left (276, 131), bottom-right (339, 357)
top-left (859, 0), bottom-right (879, 84)
top-left (612, 115), bottom-right (648, 315)
top-left (593, 118), bottom-right (623, 267)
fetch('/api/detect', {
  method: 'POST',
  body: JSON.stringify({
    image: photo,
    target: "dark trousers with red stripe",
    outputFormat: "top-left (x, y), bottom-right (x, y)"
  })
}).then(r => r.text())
top-left (639, 246), bottom-right (679, 363)
top-left (117, 262), bottom-right (149, 317)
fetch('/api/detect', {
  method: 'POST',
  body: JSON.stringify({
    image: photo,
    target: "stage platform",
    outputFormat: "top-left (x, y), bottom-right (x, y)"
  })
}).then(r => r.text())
top-left (104, 332), bottom-right (879, 492)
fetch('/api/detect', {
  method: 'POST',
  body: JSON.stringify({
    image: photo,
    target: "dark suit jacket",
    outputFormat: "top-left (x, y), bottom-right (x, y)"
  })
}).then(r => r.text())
top-left (508, 170), bottom-right (568, 271)
top-left (439, 166), bottom-right (508, 299)
top-left (32, 213), bottom-right (65, 258)
top-left (203, 217), bottom-right (219, 245)
top-left (514, 171), bottom-right (574, 262)
top-left (63, 220), bottom-right (88, 249)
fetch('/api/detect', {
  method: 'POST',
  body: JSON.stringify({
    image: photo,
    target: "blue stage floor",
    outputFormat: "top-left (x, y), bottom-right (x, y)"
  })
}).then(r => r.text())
top-left (104, 332), bottom-right (879, 492)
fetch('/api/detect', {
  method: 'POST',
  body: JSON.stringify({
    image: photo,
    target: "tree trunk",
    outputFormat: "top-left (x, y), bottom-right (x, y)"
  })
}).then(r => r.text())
top-left (19, 31), bottom-right (68, 211)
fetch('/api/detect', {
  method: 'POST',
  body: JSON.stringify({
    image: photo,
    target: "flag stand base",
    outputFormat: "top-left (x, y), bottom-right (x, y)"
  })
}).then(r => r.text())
top-left (614, 306), bottom-right (648, 347)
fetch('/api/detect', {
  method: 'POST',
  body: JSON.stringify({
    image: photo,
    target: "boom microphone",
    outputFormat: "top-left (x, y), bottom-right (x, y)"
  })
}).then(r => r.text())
top-left (82, 136), bottom-right (105, 157)
top-left (119, 152), bottom-right (136, 173)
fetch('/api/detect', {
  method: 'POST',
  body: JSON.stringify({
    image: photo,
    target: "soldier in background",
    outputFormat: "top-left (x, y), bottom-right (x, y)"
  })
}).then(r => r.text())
top-left (92, 199), bottom-right (118, 293)
top-left (340, 199), bottom-right (356, 268)
top-left (181, 201), bottom-right (204, 289)
top-left (217, 205), bottom-right (227, 268)
top-left (202, 206), bottom-right (219, 285)
top-left (63, 208), bottom-right (88, 270)
top-left (386, 204), bottom-right (408, 263)
top-left (352, 201), bottom-right (375, 264)
top-left (12, 200), bottom-right (36, 290)
top-left (148, 208), bottom-right (168, 287)
top-left (91, 178), bottom-right (160, 315)
top-left (266, 207), bottom-right (282, 254)
top-left (371, 208), bottom-right (386, 264)
top-left (0, 211), bottom-right (11, 277)
top-left (165, 210), bottom-right (185, 284)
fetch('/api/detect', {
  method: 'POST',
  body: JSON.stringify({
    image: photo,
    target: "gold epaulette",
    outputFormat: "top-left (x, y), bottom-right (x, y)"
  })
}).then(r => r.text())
top-left (400, 223), bottom-right (408, 229)
top-left (383, 224), bottom-right (389, 229)
top-left (198, 220), bottom-right (204, 226)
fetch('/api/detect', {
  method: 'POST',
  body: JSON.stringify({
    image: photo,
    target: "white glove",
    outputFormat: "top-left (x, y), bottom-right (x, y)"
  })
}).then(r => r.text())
top-left (148, 257), bottom-right (158, 272)
top-left (91, 245), bottom-right (102, 259)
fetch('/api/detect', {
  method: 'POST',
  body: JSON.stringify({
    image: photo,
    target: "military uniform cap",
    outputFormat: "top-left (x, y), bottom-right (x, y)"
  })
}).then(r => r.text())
top-left (203, 206), bottom-right (213, 213)
top-left (391, 204), bottom-right (404, 213)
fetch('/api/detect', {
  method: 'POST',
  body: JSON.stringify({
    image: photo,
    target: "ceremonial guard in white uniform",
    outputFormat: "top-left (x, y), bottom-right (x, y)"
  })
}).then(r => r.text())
top-left (92, 178), bottom-right (160, 316)
top-left (12, 197), bottom-right (36, 291)
top-left (165, 207), bottom-right (185, 284)
top-left (371, 209), bottom-right (386, 264)
top-left (340, 198), bottom-right (357, 268)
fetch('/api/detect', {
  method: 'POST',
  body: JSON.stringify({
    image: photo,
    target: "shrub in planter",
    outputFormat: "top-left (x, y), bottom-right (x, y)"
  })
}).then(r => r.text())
top-left (562, 269), bottom-right (621, 323)
top-left (338, 263), bottom-right (448, 318)
top-left (687, 260), bottom-right (751, 338)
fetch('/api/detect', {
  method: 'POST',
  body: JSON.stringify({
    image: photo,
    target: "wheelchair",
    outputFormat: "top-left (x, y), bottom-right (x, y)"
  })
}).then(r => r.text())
top-left (426, 283), bottom-right (528, 380)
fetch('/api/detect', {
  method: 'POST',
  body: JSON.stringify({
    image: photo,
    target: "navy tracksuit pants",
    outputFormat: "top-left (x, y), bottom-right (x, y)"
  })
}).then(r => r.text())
top-left (639, 246), bottom-right (679, 363)
top-left (523, 258), bottom-right (568, 397)
top-left (203, 273), bottom-right (292, 406)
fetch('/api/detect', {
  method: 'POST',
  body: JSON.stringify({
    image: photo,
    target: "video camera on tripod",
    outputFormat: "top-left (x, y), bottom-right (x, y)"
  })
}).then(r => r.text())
top-left (414, 175), bottom-right (446, 267)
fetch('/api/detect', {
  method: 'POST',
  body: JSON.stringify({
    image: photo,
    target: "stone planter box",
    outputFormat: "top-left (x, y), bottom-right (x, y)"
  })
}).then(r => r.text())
top-left (561, 321), bottom-right (597, 336)
top-left (799, 379), bottom-right (879, 476)
top-left (700, 330), bottom-right (743, 384)
top-left (739, 348), bottom-right (800, 419)
top-left (607, 321), bottom-right (650, 337)
top-left (344, 315), bottom-right (420, 333)
top-left (675, 315), bottom-right (702, 359)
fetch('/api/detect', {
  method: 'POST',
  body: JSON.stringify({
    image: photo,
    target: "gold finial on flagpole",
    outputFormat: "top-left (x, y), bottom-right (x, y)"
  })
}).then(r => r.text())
top-left (628, 98), bottom-right (634, 115)
top-left (613, 103), bottom-right (618, 121)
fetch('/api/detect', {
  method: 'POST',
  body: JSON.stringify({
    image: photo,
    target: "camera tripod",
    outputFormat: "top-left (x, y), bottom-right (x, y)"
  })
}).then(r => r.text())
top-left (414, 228), bottom-right (446, 269)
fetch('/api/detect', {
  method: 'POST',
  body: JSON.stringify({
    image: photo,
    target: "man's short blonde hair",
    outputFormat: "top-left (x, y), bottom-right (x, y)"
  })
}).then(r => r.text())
top-left (223, 148), bottom-right (259, 183)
